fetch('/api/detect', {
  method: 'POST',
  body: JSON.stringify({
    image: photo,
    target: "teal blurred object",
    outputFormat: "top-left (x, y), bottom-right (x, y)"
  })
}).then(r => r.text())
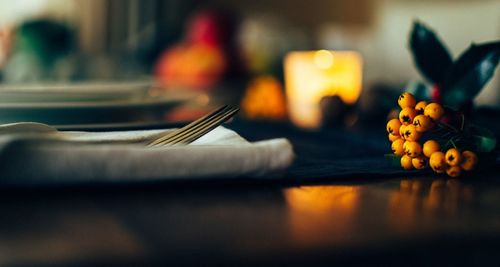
top-left (17, 20), bottom-right (75, 65)
top-left (3, 19), bottom-right (76, 82)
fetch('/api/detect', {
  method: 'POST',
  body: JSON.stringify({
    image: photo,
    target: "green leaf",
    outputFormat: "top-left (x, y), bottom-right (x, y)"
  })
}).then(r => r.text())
top-left (441, 41), bottom-right (500, 108)
top-left (469, 125), bottom-right (497, 153)
top-left (409, 21), bottom-right (453, 84)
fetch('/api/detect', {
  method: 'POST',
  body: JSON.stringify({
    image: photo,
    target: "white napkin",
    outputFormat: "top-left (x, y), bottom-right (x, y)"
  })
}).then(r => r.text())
top-left (0, 123), bottom-right (294, 185)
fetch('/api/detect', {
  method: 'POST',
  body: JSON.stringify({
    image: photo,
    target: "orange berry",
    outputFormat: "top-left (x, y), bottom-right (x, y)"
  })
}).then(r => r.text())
top-left (399, 107), bottom-right (417, 125)
top-left (412, 156), bottom-right (428, 170)
top-left (446, 165), bottom-right (462, 178)
top-left (392, 138), bottom-right (405, 156)
top-left (413, 114), bottom-right (434, 132)
top-left (424, 103), bottom-right (444, 121)
top-left (401, 155), bottom-right (413, 170)
top-left (430, 152), bottom-right (447, 173)
top-left (398, 92), bottom-right (416, 109)
top-left (405, 141), bottom-right (422, 158)
top-left (461, 150), bottom-right (478, 171)
top-left (445, 148), bottom-right (461, 166)
top-left (403, 140), bottom-right (409, 151)
top-left (386, 119), bottom-right (401, 136)
top-left (403, 124), bottom-right (422, 141)
top-left (399, 124), bottom-right (407, 139)
top-left (388, 134), bottom-right (399, 142)
top-left (415, 101), bottom-right (428, 114)
top-left (423, 140), bottom-right (440, 158)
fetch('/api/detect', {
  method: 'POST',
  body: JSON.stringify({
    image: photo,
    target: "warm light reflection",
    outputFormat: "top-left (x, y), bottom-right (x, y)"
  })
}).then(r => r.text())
top-left (284, 50), bottom-right (363, 128)
top-left (284, 186), bottom-right (360, 245)
top-left (388, 179), bottom-right (474, 231)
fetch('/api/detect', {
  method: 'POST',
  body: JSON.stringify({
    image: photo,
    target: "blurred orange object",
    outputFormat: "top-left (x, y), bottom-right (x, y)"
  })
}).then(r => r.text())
top-left (155, 9), bottom-right (242, 91)
top-left (0, 25), bottom-right (13, 68)
top-left (241, 75), bottom-right (287, 120)
top-left (155, 43), bottom-right (226, 90)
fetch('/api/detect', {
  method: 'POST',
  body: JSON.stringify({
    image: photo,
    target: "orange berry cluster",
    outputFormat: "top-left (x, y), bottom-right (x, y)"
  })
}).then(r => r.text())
top-left (386, 92), bottom-right (478, 177)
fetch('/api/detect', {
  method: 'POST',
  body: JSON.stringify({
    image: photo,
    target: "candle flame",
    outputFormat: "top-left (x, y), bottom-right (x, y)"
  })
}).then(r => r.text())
top-left (314, 50), bottom-right (334, 69)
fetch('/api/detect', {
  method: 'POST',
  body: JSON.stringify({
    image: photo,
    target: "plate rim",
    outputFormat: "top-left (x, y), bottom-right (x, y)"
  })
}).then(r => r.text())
top-left (0, 80), bottom-right (153, 93)
top-left (0, 92), bottom-right (195, 109)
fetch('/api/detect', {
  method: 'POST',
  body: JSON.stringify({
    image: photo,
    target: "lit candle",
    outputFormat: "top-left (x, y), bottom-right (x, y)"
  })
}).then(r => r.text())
top-left (284, 50), bottom-right (363, 128)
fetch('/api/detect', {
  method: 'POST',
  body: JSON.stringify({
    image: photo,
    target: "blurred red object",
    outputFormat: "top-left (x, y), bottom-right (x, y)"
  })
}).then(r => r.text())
top-left (186, 10), bottom-right (233, 47)
top-left (155, 9), bottom-right (243, 91)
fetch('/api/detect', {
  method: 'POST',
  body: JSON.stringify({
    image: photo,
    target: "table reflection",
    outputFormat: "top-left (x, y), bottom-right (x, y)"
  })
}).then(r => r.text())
top-left (388, 178), bottom-right (474, 231)
top-left (0, 202), bottom-right (145, 266)
top-left (0, 176), bottom-right (499, 266)
top-left (284, 185), bottom-right (361, 246)
top-left (283, 178), bottom-right (481, 248)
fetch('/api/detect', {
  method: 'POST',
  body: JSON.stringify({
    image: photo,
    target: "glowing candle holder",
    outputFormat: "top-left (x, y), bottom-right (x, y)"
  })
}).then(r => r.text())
top-left (284, 50), bottom-right (363, 128)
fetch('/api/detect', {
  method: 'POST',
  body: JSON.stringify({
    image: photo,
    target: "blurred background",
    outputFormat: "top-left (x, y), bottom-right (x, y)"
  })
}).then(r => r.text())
top-left (0, 0), bottom-right (498, 127)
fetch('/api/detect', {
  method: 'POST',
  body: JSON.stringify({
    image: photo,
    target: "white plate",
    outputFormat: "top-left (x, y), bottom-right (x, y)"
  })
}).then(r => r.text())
top-left (0, 81), bottom-right (152, 103)
top-left (0, 91), bottom-right (194, 125)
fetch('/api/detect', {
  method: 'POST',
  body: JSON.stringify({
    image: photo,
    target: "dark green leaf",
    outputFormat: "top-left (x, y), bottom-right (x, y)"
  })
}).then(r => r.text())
top-left (409, 21), bottom-right (453, 84)
top-left (441, 41), bottom-right (500, 108)
top-left (468, 125), bottom-right (497, 153)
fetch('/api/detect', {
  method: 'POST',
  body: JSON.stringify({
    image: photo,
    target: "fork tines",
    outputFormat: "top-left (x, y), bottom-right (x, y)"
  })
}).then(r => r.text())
top-left (147, 105), bottom-right (239, 147)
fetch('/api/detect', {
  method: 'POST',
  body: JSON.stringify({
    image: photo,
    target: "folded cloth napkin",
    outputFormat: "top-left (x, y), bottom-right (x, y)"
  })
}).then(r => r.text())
top-left (0, 123), bottom-right (294, 185)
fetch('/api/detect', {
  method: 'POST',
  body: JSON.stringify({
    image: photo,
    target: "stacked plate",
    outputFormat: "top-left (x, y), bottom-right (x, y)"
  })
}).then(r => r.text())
top-left (0, 81), bottom-right (192, 129)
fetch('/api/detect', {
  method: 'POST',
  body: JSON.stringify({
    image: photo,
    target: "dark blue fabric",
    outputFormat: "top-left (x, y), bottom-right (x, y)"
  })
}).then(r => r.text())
top-left (229, 120), bottom-right (500, 180)
top-left (228, 120), bottom-right (416, 179)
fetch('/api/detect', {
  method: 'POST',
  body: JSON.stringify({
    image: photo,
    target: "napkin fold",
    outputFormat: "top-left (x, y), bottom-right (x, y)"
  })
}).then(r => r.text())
top-left (0, 123), bottom-right (294, 185)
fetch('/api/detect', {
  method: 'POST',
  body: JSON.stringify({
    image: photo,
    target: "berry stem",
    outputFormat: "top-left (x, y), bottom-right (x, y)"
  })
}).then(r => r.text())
top-left (440, 133), bottom-right (452, 140)
top-left (437, 121), bottom-right (459, 133)
top-left (450, 139), bottom-right (457, 149)
top-left (460, 114), bottom-right (465, 131)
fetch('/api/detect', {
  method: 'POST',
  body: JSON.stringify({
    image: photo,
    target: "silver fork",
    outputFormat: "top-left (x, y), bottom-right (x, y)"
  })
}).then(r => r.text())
top-left (0, 106), bottom-right (239, 146)
top-left (147, 105), bottom-right (239, 147)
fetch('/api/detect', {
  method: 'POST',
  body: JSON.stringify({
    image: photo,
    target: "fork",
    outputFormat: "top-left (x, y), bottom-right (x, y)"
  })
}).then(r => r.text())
top-left (0, 105), bottom-right (239, 147)
top-left (147, 105), bottom-right (239, 147)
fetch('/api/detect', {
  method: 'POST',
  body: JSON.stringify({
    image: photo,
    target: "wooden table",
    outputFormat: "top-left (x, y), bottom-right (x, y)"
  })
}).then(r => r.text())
top-left (1, 120), bottom-right (499, 266)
